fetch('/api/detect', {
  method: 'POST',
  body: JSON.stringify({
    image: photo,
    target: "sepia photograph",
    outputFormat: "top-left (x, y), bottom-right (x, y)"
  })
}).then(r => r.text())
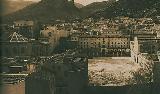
top-left (0, 0), bottom-right (160, 94)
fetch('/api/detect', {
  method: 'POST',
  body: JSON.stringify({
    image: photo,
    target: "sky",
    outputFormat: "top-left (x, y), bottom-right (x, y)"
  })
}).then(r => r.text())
top-left (75, 0), bottom-right (109, 5)
top-left (11, 0), bottom-right (109, 5)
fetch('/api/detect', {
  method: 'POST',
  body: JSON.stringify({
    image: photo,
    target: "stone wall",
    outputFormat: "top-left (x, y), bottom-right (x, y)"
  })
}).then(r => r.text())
top-left (153, 61), bottom-right (160, 83)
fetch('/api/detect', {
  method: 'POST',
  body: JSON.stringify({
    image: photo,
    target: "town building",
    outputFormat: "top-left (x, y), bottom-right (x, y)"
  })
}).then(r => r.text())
top-left (13, 20), bottom-right (41, 39)
top-left (130, 37), bottom-right (160, 85)
top-left (13, 20), bottom-right (34, 37)
top-left (40, 26), bottom-right (70, 52)
top-left (77, 35), bottom-right (130, 57)
top-left (1, 32), bottom-right (50, 57)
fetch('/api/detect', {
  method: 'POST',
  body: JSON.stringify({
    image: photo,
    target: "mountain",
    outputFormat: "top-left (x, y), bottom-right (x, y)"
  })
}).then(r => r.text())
top-left (3, 0), bottom-right (81, 23)
top-left (75, 3), bottom-right (84, 8)
top-left (4, 0), bottom-right (160, 23)
top-left (81, 0), bottom-right (117, 17)
top-left (2, 0), bottom-right (36, 16)
top-left (90, 0), bottom-right (160, 18)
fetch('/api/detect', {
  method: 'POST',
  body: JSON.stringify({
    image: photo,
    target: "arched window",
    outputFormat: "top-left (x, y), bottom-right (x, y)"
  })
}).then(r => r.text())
top-left (48, 32), bottom-right (52, 37)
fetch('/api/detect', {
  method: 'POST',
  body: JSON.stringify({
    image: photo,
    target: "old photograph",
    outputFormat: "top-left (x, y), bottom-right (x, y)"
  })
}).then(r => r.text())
top-left (0, 0), bottom-right (160, 94)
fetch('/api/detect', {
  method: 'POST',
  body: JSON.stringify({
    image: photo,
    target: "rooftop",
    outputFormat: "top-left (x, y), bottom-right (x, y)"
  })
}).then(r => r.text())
top-left (9, 32), bottom-right (28, 42)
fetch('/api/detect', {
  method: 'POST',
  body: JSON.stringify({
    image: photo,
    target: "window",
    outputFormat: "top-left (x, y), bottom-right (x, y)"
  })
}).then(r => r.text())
top-left (64, 71), bottom-right (68, 77)
top-left (21, 47), bottom-right (25, 54)
top-left (87, 45), bottom-right (89, 48)
top-left (5, 48), bottom-right (9, 55)
top-left (98, 43), bottom-right (101, 47)
top-left (48, 32), bottom-right (52, 37)
top-left (102, 45), bottom-right (105, 48)
top-left (13, 47), bottom-right (17, 54)
top-left (58, 66), bottom-right (61, 70)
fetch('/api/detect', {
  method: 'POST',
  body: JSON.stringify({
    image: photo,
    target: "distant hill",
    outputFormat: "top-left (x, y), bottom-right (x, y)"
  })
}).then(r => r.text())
top-left (2, 0), bottom-right (36, 16)
top-left (90, 0), bottom-right (160, 18)
top-left (81, 0), bottom-right (117, 17)
top-left (3, 0), bottom-right (160, 23)
top-left (3, 0), bottom-right (81, 23)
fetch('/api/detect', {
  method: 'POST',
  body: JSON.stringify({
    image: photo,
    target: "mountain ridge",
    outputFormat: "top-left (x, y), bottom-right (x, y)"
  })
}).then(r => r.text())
top-left (3, 0), bottom-right (81, 23)
top-left (2, 0), bottom-right (36, 16)
top-left (90, 0), bottom-right (160, 18)
top-left (81, 0), bottom-right (117, 17)
top-left (3, 0), bottom-right (160, 23)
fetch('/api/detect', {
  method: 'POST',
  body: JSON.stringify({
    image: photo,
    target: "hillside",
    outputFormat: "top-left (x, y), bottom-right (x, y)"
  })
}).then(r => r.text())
top-left (3, 0), bottom-right (160, 23)
top-left (90, 0), bottom-right (160, 18)
top-left (81, 0), bottom-right (117, 17)
top-left (2, 0), bottom-right (36, 16)
top-left (3, 0), bottom-right (81, 23)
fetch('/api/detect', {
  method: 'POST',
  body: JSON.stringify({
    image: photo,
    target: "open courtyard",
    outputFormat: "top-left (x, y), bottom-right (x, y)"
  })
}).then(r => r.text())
top-left (88, 57), bottom-right (142, 86)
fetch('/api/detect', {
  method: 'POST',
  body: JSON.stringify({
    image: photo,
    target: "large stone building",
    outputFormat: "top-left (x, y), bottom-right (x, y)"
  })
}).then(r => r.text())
top-left (130, 37), bottom-right (160, 85)
top-left (1, 32), bottom-right (50, 57)
top-left (13, 20), bottom-right (34, 37)
top-left (40, 26), bottom-right (70, 51)
top-left (130, 37), bottom-right (160, 69)
top-left (70, 34), bottom-right (131, 57)
top-left (13, 20), bottom-right (41, 39)
top-left (14, 20), bottom-right (34, 27)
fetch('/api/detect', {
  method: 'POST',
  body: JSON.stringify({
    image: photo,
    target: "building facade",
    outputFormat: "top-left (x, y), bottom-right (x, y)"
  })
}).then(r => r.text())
top-left (1, 32), bottom-right (50, 57)
top-left (77, 35), bottom-right (130, 57)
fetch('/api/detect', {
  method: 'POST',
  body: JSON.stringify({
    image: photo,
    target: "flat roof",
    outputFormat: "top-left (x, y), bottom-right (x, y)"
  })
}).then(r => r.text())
top-left (0, 73), bottom-right (28, 76)
top-left (79, 35), bottom-right (130, 38)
